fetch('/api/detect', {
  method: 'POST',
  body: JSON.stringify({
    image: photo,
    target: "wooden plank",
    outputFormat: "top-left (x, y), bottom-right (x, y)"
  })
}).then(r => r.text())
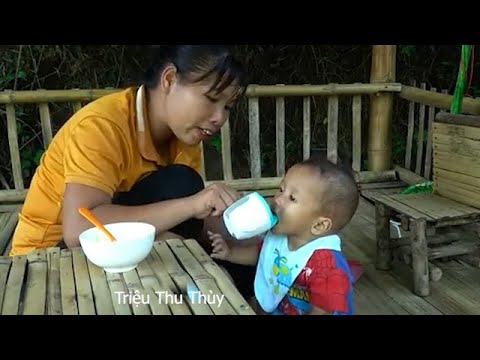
top-left (135, 260), bottom-right (172, 315)
top-left (361, 188), bottom-right (402, 202)
top-left (415, 83), bottom-right (426, 174)
top-left (405, 79), bottom-right (416, 170)
top-left (71, 247), bottom-right (96, 315)
top-left (434, 153), bottom-right (480, 179)
top-left (388, 263), bottom-right (475, 315)
top-left (434, 176), bottom-right (480, 196)
top-left (358, 181), bottom-right (406, 190)
top-left (22, 249), bottom-right (48, 315)
top-left (435, 184), bottom-right (480, 209)
top-left (438, 260), bottom-right (480, 298)
top-left (327, 95), bottom-right (339, 164)
top-left (343, 221), bottom-right (378, 263)
top-left (59, 249), bottom-right (78, 315)
top-left (434, 133), bottom-right (480, 153)
top-left (434, 142), bottom-right (480, 159)
top-left (276, 92), bottom-right (285, 176)
top-left (221, 117), bottom-right (233, 180)
top-left (0, 204), bottom-right (22, 212)
top-left (352, 94), bottom-right (362, 172)
top-left (389, 193), bottom-right (478, 219)
top-left (394, 164), bottom-right (427, 185)
top-left (0, 189), bottom-right (27, 202)
top-left (6, 104), bottom-right (24, 189)
top-left (145, 248), bottom-right (191, 315)
top-left (85, 257), bottom-right (115, 315)
top-left (362, 264), bottom-right (442, 315)
top-left (122, 269), bottom-right (152, 315)
top-left (0, 211), bottom-right (19, 254)
top-left (106, 272), bottom-right (132, 315)
top-left (372, 194), bottom-right (435, 221)
top-left (2, 239), bottom-right (12, 257)
top-left (435, 111), bottom-right (480, 129)
top-left (0, 213), bottom-right (9, 229)
top-left (183, 239), bottom-right (255, 315)
top-left (248, 97), bottom-right (261, 178)
top-left (153, 242), bottom-right (212, 315)
top-left (433, 169), bottom-right (480, 186)
top-left (166, 238), bottom-right (237, 315)
top-left (38, 103), bottom-right (53, 148)
top-left (303, 95), bottom-right (311, 160)
top-left (433, 122), bottom-right (480, 141)
top-left (2, 255), bottom-right (27, 315)
top-left (46, 248), bottom-right (62, 315)
top-left (0, 256), bottom-right (12, 313)
top-left (165, 238), bottom-right (211, 280)
top-left (354, 275), bottom-right (409, 315)
top-left (424, 87), bottom-right (436, 179)
top-left (146, 248), bottom-right (180, 293)
top-left (428, 270), bottom-right (480, 314)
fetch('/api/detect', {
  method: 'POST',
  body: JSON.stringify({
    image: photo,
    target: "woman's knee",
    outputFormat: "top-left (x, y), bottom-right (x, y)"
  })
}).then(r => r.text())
top-left (163, 164), bottom-right (205, 195)
top-left (113, 164), bottom-right (204, 206)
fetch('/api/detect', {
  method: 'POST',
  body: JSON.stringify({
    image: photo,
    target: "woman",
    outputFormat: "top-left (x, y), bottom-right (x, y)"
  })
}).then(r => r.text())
top-left (11, 46), bottom-right (250, 275)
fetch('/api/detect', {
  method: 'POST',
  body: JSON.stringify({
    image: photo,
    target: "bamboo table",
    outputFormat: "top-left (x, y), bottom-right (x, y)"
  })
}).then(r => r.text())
top-left (0, 237), bottom-right (256, 315)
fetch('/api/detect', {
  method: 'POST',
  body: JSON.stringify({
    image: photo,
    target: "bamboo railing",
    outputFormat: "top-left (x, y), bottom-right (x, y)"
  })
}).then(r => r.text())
top-left (0, 82), bottom-right (404, 203)
top-left (5, 81), bottom-right (480, 202)
top-left (397, 81), bottom-right (457, 181)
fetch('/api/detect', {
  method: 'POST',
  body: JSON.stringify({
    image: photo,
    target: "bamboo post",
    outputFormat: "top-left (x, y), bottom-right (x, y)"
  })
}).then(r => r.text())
top-left (368, 45), bottom-right (397, 171)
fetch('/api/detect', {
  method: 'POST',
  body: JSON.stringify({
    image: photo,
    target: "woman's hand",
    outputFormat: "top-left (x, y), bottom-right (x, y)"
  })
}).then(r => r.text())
top-left (190, 183), bottom-right (240, 219)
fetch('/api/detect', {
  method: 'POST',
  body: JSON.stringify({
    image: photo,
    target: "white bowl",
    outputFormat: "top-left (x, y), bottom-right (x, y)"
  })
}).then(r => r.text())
top-left (79, 222), bottom-right (156, 273)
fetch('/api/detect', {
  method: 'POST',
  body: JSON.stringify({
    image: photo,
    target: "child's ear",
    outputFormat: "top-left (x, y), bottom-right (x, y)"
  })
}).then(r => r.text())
top-left (311, 217), bottom-right (332, 236)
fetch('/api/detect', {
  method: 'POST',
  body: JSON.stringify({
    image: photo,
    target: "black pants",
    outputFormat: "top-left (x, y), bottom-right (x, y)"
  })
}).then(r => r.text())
top-left (61, 164), bottom-right (256, 299)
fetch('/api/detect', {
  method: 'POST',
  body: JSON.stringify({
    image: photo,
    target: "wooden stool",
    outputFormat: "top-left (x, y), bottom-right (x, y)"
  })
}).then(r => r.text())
top-left (373, 193), bottom-right (480, 297)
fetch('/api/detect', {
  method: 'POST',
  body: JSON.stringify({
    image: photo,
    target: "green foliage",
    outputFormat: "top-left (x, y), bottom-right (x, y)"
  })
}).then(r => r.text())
top-left (399, 45), bottom-right (415, 57)
top-left (207, 133), bottom-right (222, 153)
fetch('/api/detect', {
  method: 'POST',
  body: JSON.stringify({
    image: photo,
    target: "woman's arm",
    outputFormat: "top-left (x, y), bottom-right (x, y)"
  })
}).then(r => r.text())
top-left (62, 182), bottom-right (239, 248)
top-left (61, 116), bottom-right (239, 247)
top-left (62, 183), bottom-right (194, 247)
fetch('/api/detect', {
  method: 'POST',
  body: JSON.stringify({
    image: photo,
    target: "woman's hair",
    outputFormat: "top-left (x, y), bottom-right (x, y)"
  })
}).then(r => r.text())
top-left (144, 45), bottom-right (248, 96)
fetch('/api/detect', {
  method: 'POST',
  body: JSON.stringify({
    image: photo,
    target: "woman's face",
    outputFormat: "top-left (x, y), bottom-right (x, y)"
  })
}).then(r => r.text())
top-left (150, 65), bottom-right (242, 146)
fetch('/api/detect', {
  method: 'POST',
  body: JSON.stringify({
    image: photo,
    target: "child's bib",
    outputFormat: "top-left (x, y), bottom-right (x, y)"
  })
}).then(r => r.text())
top-left (254, 232), bottom-right (341, 313)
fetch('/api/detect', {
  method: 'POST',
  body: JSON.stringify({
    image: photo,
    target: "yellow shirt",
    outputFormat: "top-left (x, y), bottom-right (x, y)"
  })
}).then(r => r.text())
top-left (10, 86), bottom-right (201, 256)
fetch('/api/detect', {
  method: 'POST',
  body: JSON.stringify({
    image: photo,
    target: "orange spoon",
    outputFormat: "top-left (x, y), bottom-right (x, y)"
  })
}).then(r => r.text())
top-left (78, 207), bottom-right (116, 242)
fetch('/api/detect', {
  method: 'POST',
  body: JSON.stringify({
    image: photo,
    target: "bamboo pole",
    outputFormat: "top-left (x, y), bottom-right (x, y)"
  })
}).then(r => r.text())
top-left (0, 83), bottom-right (403, 104)
top-left (0, 189), bottom-right (27, 203)
top-left (246, 83), bottom-right (402, 97)
top-left (0, 169), bottom-right (402, 203)
top-left (399, 85), bottom-right (480, 115)
top-left (368, 45), bottom-right (397, 171)
top-left (0, 89), bottom-right (120, 104)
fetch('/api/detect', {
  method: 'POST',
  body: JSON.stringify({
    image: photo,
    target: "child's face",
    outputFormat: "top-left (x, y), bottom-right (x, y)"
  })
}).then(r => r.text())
top-left (271, 164), bottom-right (330, 238)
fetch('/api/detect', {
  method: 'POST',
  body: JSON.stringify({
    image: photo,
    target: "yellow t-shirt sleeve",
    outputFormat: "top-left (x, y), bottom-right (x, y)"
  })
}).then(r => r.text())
top-left (64, 117), bottom-right (129, 197)
top-left (175, 144), bottom-right (202, 175)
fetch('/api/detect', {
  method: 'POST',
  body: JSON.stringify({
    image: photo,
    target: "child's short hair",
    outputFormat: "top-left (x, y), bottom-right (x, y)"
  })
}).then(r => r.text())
top-left (300, 155), bottom-right (359, 231)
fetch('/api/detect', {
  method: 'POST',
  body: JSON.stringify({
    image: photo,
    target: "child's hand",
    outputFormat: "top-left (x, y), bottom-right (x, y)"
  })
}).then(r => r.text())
top-left (208, 231), bottom-right (230, 260)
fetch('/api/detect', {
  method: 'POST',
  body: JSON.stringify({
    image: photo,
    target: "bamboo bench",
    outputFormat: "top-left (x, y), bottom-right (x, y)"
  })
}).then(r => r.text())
top-left (372, 112), bottom-right (480, 297)
top-left (0, 235), bottom-right (255, 315)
